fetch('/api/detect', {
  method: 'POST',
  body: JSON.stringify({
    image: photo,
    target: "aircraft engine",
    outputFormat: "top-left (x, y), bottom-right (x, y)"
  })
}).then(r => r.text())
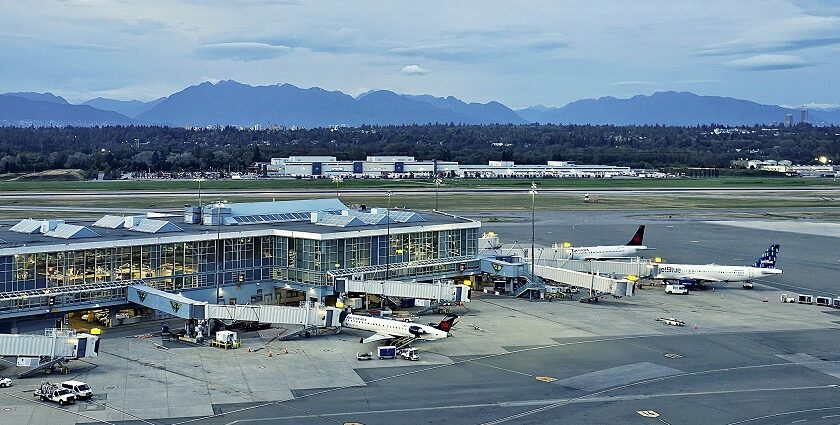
top-left (408, 325), bottom-right (426, 336)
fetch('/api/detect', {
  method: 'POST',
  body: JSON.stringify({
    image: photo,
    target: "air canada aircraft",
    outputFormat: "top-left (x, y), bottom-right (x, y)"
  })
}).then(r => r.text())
top-left (652, 244), bottom-right (781, 285)
top-left (340, 312), bottom-right (458, 344)
top-left (557, 225), bottom-right (649, 260)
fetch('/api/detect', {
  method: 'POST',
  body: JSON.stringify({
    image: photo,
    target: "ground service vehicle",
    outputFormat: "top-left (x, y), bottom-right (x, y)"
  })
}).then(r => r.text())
top-left (0, 377), bottom-right (11, 388)
top-left (34, 382), bottom-right (76, 405)
top-left (356, 352), bottom-right (372, 361)
top-left (665, 284), bottom-right (688, 295)
top-left (378, 346), bottom-right (397, 359)
top-left (61, 380), bottom-right (93, 400)
top-left (398, 347), bottom-right (420, 361)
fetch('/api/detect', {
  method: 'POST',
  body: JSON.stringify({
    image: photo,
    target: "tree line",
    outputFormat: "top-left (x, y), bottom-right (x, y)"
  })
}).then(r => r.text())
top-left (0, 124), bottom-right (836, 178)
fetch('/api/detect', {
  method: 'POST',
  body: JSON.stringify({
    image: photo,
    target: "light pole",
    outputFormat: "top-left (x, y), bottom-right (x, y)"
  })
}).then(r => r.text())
top-left (529, 182), bottom-right (538, 277)
top-left (331, 175), bottom-right (344, 197)
top-left (214, 201), bottom-right (224, 304)
top-left (194, 177), bottom-right (206, 207)
top-left (434, 177), bottom-right (443, 211)
top-left (383, 190), bottom-right (392, 308)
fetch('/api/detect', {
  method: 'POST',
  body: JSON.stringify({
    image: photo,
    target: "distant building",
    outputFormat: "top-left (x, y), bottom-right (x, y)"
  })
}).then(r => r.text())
top-left (800, 107), bottom-right (809, 124)
top-left (267, 156), bottom-right (458, 178)
top-left (784, 114), bottom-right (793, 127)
top-left (265, 157), bottom-right (634, 179)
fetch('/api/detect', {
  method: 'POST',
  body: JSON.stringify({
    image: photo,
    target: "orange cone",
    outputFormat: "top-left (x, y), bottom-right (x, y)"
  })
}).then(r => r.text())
top-left (267, 351), bottom-right (273, 357)
top-left (283, 347), bottom-right (289, 354)
top-left (693, 324), bottom-right (698, 330)
top-left (248, 347), bottom-right (253, 352)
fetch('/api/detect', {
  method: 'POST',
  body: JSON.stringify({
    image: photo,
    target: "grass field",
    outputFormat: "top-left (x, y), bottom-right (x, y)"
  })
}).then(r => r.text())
top-left (0, 176), bottom-right (839, 192)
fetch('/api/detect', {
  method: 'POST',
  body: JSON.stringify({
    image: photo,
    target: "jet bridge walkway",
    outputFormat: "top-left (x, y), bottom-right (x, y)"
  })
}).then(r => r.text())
top-left (532, 264), bottom-right (635, 297)
top-left (127, 285), bottom-right (342, 327)
top-left (533, 258), bottom-right (654, 279)
top-left (334, 279), bottom-right (471, 303)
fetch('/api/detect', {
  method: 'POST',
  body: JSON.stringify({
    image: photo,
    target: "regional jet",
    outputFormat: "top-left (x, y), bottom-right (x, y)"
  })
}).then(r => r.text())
top-left (652, 244), bottom-right (781, 286)
top-left (340, 312), bottom-right (458, 344)
top-left (557, 225), bottom-right (649, 260)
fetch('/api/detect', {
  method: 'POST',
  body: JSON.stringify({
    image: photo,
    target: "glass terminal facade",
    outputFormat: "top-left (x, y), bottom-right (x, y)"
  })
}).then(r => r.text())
top-left (0, 228), bottom-right (478, 316)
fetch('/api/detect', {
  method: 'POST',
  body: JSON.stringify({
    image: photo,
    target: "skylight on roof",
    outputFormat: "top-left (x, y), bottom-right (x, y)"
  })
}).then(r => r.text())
top-left (314, 215), bottom-right (367, 228)
top-left (44, 224), bottom-right (100, 239)
top-left (9, 219), bottom-right (43, 234)
top-left (93, 215), bottom-right (126, 229)
top-left (130, 219), bottom-right (183, 234)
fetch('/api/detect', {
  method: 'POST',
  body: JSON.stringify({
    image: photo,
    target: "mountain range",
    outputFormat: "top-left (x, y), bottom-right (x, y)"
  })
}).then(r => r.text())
top-left (2, 81), bottom-right (838, 127)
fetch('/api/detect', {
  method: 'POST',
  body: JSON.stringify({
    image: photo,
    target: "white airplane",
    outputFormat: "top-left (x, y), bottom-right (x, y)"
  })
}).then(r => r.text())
top-left (555, 225), bottom-right (649, 260)
top-left (652, 244), bottom-right (782, 285)
top-left (340, 312), bottom-right (458, 344)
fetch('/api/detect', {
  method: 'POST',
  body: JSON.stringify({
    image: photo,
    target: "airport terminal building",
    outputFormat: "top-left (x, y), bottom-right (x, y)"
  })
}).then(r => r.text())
top-left (0, 199), bottom-right (481, 332)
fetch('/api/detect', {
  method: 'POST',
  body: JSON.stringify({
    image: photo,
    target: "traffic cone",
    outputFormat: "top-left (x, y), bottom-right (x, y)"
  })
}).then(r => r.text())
top-left (247, 347), bottom-right (253, 352)
top-left (693, 324), bottom-right (698, 330)
top-left (283, 348), bottom-right (289, 354)
top-left (267, 351), bottom-right (273, 357)
top-left (712, 287), bottom-right (715, 292)
top-left (763, 297), bottom-right (768, 302)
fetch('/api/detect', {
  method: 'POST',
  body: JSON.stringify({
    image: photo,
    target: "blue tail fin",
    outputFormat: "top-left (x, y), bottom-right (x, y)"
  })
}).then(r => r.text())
top-left (753, 244), bottom-right (780, 268)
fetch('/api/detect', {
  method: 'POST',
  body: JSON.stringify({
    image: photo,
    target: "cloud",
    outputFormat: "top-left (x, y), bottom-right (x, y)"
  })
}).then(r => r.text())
top-left (399, 64), bottom-right (429, 76)
top-left (697, 15), bottom-right (840, 56)
top-left (781, 102), bottom-right (840, 110)
top-left (197, 42), bottom-right (292, 61)
top-left (725, 54), bottom-right (815, 71)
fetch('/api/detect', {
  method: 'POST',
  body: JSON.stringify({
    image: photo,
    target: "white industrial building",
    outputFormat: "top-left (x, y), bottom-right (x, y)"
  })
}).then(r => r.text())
top-left (264, 157), bottom-right (634, 178)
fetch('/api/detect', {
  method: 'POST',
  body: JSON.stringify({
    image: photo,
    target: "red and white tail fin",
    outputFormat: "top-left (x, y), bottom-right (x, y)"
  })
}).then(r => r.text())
top-left (434, 315), bottom-right (458, 332)
top-left (627, 225), bottom-right (645, 246)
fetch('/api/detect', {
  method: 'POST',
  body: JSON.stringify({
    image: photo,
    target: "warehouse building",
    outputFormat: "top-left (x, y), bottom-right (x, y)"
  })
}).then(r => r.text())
top-left (262, 157), bottom-right (634, 178)
top-left (0, 199), bottom-right (480, 332)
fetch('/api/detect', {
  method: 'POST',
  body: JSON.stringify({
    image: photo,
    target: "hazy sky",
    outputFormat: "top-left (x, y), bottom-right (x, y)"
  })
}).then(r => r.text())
top-left (1, 0), bottom-right (838, 108)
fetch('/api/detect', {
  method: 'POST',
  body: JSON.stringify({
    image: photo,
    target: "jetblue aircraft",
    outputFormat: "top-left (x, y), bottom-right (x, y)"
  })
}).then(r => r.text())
top-left (340, 312), bottom-right (457, 344)
top-left (559, 225), bottom-right (649, 260)
top-left (652, 244), bottom-right (781, 285)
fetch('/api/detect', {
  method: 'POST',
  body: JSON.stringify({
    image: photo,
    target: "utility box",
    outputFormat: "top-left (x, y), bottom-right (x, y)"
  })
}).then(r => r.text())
top-left (377, 346), bottom-right (396, 360)
top-left (215, 331), bottom-right (238, 344)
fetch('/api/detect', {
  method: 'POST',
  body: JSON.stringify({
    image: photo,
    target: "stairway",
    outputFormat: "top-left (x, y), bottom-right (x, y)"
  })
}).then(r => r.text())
top-left (513, 267), bottom-right (546, 298)
top-left (18, 357), bottom-right (68, 378)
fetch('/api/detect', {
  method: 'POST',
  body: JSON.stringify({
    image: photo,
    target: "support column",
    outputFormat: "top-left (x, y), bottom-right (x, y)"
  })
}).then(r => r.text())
top-left (108, 307), bottom-right (118, 328)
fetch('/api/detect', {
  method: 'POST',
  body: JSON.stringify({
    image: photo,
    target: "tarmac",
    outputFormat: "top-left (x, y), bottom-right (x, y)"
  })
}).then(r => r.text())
top-left (1, 208), bottom-right (840, 425)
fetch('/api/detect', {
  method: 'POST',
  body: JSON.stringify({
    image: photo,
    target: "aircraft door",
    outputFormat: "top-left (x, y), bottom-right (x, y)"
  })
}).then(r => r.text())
top-left (748, 269), bottom-right (755, 279)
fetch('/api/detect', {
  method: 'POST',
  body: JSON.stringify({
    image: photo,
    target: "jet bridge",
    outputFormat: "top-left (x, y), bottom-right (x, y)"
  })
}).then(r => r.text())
top-left (127, 285), bottom-right (207, 320)
top-left (0, 328), bottom-right (99, 358)
top-left (335, 279), bottom-right (470, 303)
top-left (532, 264), bottom-right (634, 297)
top-left (127, 285), bottom-right (341, 327)
top-left (533, 258), bottom-right (653, 279)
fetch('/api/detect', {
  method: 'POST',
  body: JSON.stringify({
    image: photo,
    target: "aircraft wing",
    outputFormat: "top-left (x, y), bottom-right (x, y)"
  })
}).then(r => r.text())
top-left (360, 333), bottom-right (394, 344)
top-left (682, 276), bottom-right (722, 283)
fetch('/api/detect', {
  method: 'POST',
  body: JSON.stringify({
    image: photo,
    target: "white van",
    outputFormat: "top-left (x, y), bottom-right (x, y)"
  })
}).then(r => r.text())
top-left (665, 284), bottom-right (688, 295)
top-left (61, 380), bottom-right (93, 400)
